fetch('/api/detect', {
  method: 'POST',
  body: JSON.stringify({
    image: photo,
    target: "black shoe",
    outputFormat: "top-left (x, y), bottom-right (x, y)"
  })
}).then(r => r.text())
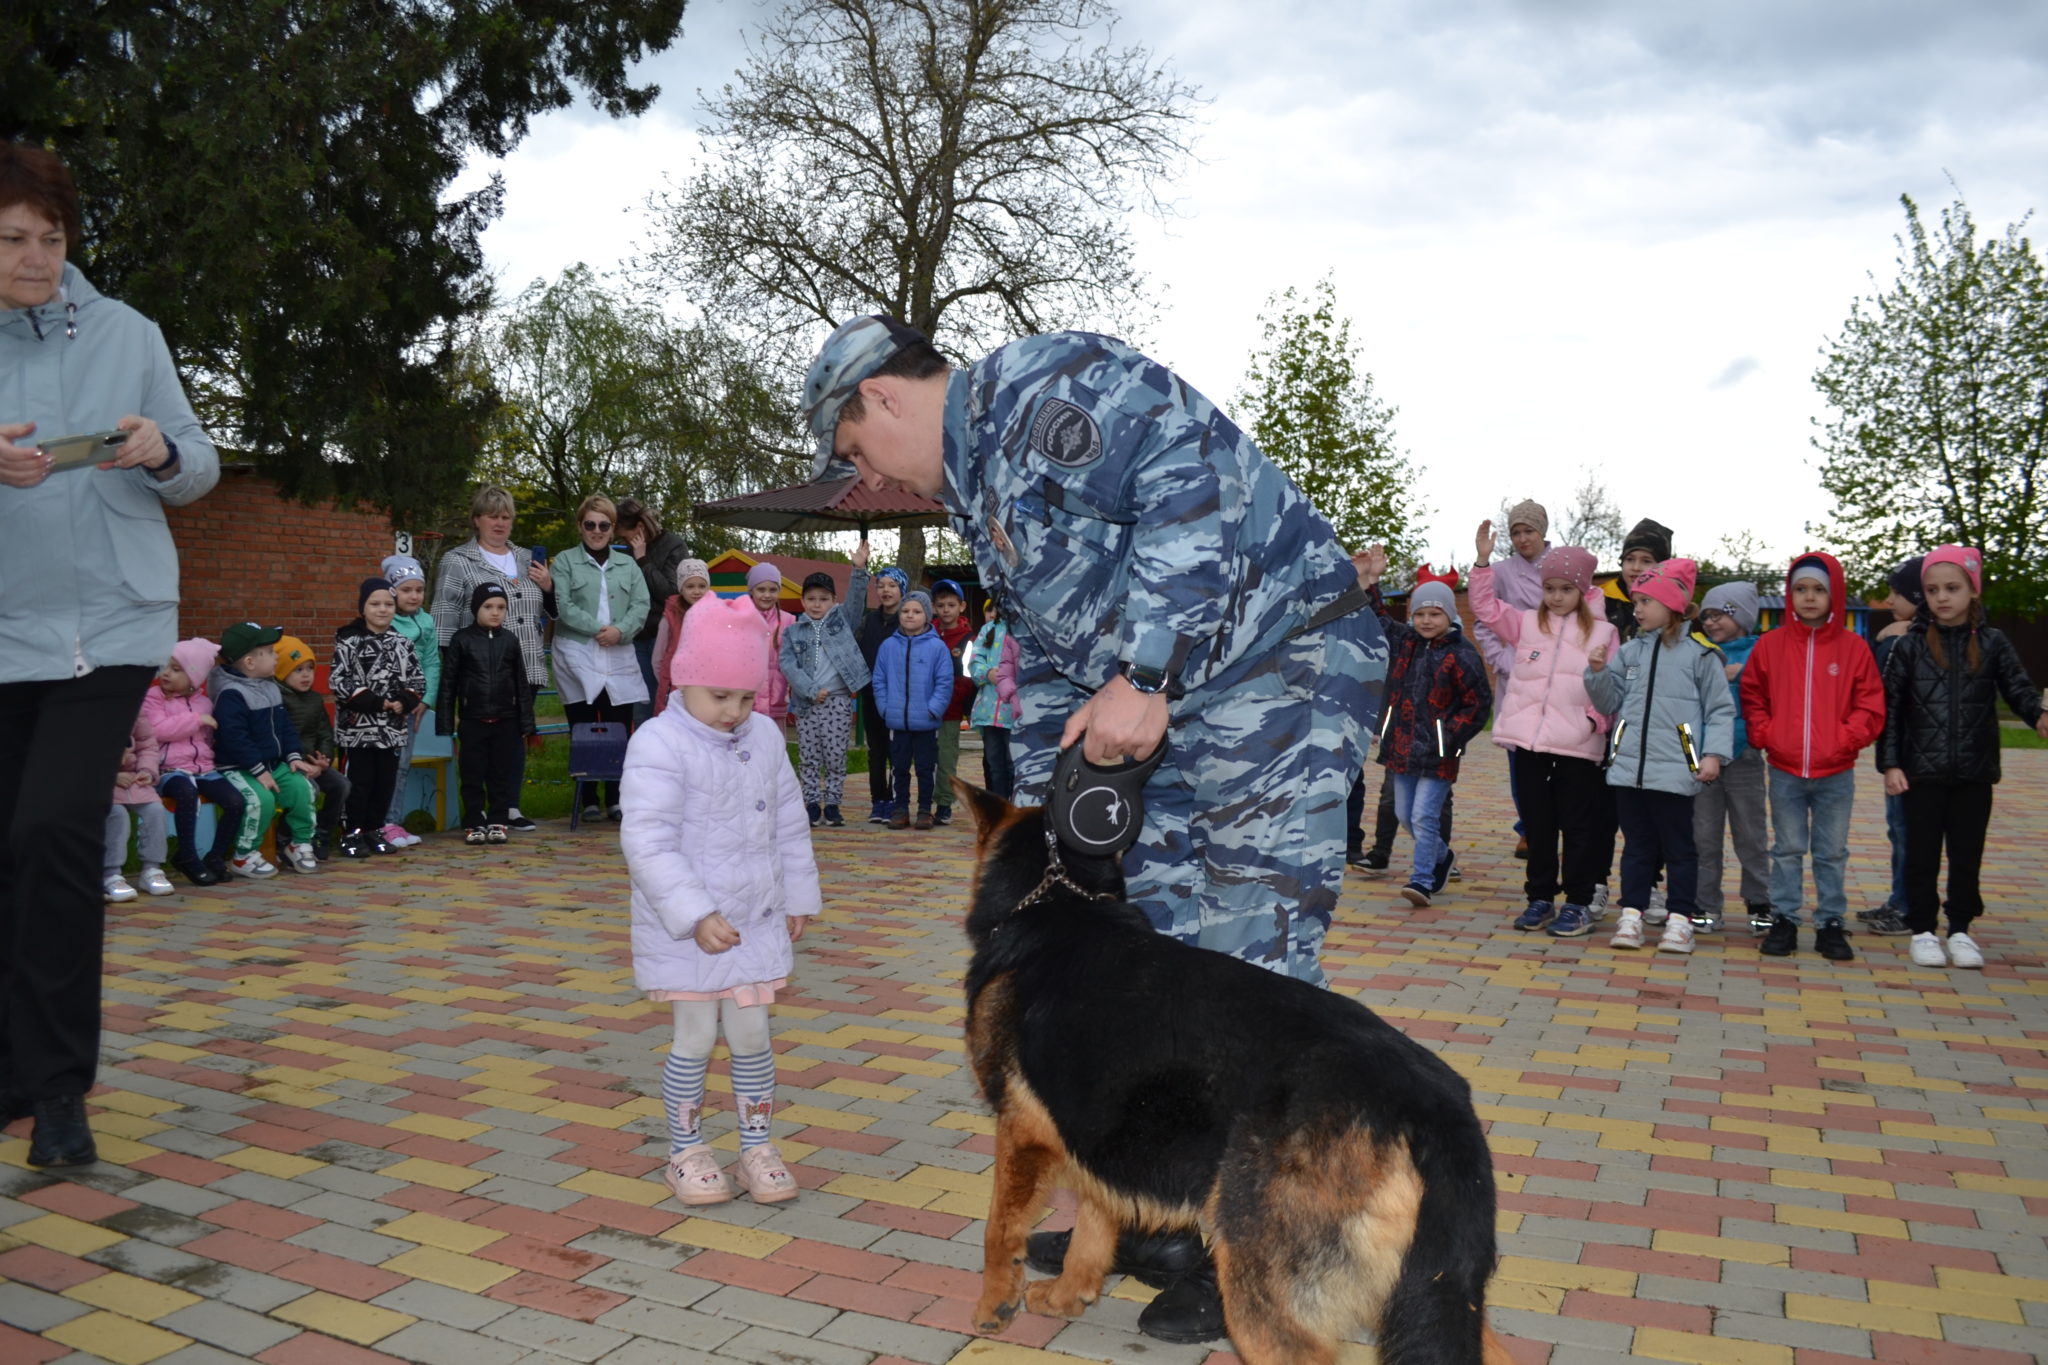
top-left (822, 805), bottom-right (844, 827)
top-left (173, 859), bottom-right (217, 887)
top-left (1137, 1255), bottom-right (1226, 1344)
top-left (1815, 921), bottom-right (1855, 961)
top-left (1024, 1227), bottom-right (1207, 1291)
top-left (370, 832), bottom-right (396, 855)
top-left (1863, 908), bottom-right (1910, 936)
top-left (202, 856), bottom-right (230, 884)
top-left (27, 1095), bottom-right (96, 1167)
top-left (1746, 903), bottom-right (1776, 934)
top-left (807, 802), bottom-right (822, 827)
top-left (507, 810), bottom-right (538, 832)
top-left (1358, 849), bottom-right (1390, 874)
top-left (311, 832), bottom-right (333, 862)
top-left (933, 806), bottom-right (952, 825)
top-left (339, 831), bottom-right (374, 859)
top-left (1759, 915), bottom-right (1798, 957)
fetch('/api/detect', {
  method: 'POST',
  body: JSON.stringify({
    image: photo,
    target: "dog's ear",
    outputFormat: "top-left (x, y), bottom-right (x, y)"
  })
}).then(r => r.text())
top-left (951, 779), bottom-right (1013, 849)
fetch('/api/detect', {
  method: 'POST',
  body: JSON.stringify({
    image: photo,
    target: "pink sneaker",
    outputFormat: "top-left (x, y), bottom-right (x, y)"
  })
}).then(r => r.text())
top-left (661, 1145), bottom-right (732, 1206)
top-left (381, 823), bottom-right (417, 849)
top-left (734, 1143), bottom-right (799, 1203)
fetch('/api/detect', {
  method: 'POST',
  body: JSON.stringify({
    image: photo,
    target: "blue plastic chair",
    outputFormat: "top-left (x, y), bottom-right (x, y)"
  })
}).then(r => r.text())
top-left (568, 722), bottom-right (630, 830)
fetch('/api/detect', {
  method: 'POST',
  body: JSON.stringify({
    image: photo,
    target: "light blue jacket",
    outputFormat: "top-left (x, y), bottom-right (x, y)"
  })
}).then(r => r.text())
top-left (1584, 630), bottom-right (1736, 797)
top-left (780, 568), bottom-right (872, 716)
top-left (0, 266), bottom-right (219, 682)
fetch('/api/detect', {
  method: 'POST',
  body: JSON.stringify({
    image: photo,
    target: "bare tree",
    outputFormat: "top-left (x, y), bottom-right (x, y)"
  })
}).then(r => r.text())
top-left (1559, 468), bottom-right (1626, 568)
top-left (642, 0), bottom-right (1201, 574)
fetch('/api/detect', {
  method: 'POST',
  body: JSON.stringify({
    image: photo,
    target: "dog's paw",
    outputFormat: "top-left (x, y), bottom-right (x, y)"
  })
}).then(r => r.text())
top-left (971, 1293), bottom-right (1021, 1334)
top-left (1026, 1277), bottom-right (1095, 1319)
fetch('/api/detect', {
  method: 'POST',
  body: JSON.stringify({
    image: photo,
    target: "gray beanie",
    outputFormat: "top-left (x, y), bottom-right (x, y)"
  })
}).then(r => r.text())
top-left (1699, 581), bottom-right (1759, 636)
top-left (902, 589), bottom-right (934, 620)
top-left (1409, 581), bottom-right (1458, 621)
top-left (380, 554), bottom-right (426, 587)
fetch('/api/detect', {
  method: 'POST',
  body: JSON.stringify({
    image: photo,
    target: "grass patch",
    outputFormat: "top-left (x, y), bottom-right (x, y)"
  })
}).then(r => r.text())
top-left (2001, 720), bottom-right (2045, 749)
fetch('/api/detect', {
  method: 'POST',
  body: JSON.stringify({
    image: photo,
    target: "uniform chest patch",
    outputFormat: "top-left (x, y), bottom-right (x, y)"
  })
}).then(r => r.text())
top-left (1028, 398), bottom-right (1103, 468)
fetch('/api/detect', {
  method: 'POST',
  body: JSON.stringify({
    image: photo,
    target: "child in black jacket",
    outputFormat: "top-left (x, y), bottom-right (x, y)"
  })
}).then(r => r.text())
top-left (438, 582), bottom-right (537, 843)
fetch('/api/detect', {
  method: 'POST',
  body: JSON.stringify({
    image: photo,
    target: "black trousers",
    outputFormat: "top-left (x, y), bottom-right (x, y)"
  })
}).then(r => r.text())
top-left (1616, 788), bottom-right (1698, 917)
top-left (1902, 780), bottom-right (1993, 934)
top-left (161, 769), bottom-right (248, 867)
top-left (1363, 771), bottom-right (1455, 855)
top-left (342, 746), bottom-right (400, 833)
top-left (459, 720), bottom-right (525, 826)
top-left (310, 765), bottom-right (350, 836)
top-left (564, 693), bottom-right (629, 809)
top-left (1515, 750), bottom-right (1613, 907)
top-left (0, 665), bottom-right (155, 1101)
top-left (861, 691), bottom-right (894, 804)
top-left (890, 729), bottom-right (939, 813)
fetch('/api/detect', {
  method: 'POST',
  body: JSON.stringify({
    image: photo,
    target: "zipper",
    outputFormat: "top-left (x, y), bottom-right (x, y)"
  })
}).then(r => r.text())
top-left (1801, 628), bottom-right (1814, 778)
top-left (1635, 640), bottom-right (1661, 787)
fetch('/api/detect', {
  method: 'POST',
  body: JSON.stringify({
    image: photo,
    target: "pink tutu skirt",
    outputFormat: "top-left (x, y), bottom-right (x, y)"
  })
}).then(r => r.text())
top-left (649, 979), bottom-right (786, 1009)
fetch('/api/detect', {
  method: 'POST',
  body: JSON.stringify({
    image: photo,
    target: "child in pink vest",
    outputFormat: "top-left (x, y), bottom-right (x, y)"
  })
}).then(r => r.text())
top-left (140, 638), bottom-right (246, 886)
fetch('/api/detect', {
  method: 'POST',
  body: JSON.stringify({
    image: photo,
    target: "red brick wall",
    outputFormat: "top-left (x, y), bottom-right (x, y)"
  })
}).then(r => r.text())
top-left (165, 466), bottom-right (398, 649)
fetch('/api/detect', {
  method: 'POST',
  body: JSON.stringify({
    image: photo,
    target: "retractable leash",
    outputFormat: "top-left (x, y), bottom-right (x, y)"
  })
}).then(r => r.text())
top-left (1017, 738), bottom-right (1169, 912)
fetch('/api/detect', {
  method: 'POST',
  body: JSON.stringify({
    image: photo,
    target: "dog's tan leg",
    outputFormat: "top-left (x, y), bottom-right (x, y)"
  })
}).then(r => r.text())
top-left (1213, 1237), bottom-right (1338, 1365)
top-left (1025, 1189), bottom-right (1117, 1318)
top-left (972, 1111), bottom-right (1062, 1334)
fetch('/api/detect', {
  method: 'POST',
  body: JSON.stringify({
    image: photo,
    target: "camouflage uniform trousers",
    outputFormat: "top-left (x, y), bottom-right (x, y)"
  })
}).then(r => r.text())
top-left (1012, 608), bottom-right (1386, 988)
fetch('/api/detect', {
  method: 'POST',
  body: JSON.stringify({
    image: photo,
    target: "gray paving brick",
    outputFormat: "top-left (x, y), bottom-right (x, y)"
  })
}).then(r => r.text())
top-left (0, 1280), bottom-right (94, 1331)
top-left (1710, 1309), bottom-right (1876, 1354)
top-left (378, 1320), bottom-right (533, 1365)
top-left (283, 1220), bottom-right (414, 1265)
top-left (204, 1170), bottom-right (318, 1208)
top-left (576, 1263), bottom-right (719, 1310)
top-left (84, 1236), bottom-right (217, 1284)
top-left (691, 1284), bottom-right (839, 1336)
top-left (156, 1299), bottom-right (303, 1354)
top-left (482, 1306), bottom-right (634, 1362)
top-left (815, 1310), bottom-right (968, 1364)
top-left (154, 1345), bottom-right (264, 1365)
top-left (593, 1298), bottom-right (747, 1349)
top-left (754, 1207), bottom-right (893, 1250)
top-left (168, 1263), bottom-right (311, 1313)
top-left (370, 1280), bottom-right (520, 1330)
top-left (565, 1228), bottom-right (695, 1270)
top-left (123, 1178), bottom-right (238, 1217)
top-left (712, 1325), bottom-right (875, 1365)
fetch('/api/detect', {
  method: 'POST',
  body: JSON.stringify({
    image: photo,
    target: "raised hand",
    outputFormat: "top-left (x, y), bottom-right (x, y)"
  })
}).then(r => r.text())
top-left (1474, 519), bottom-right (1494, 566)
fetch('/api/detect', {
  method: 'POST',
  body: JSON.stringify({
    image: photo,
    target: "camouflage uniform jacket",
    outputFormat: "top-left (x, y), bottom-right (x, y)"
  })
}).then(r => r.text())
top-left (939, 332), bottom-right (1361, 702)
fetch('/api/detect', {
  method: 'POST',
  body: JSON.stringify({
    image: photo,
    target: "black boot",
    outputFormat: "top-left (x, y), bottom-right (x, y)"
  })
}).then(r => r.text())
top-left (1024, 1227), bottom-right (1206, 1291)
top-left (1760, 915), bottom-right (1799, 957)
top-left (27, 1095), bottom-right (97, 1167)
top-left (1137, 1252), bottom-right (1226, 1344)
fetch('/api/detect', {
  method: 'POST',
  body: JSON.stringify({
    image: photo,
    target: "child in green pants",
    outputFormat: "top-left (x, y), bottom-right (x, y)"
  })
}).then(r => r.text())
top-left (205, 622), bottom-right (320, 877)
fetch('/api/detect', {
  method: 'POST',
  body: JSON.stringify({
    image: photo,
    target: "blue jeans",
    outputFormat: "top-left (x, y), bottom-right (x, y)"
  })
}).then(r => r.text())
top-left (1884, 791), bottom-right (1907, 911)
top-left (1391, 773), bottom-right (1454, 891)
top-left (1767, 768), bottom-right (1854, 926)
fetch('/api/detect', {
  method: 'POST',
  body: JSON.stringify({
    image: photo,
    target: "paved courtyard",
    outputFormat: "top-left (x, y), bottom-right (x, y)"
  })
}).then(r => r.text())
top-left (5, 743), bottom-right (2047, 1365)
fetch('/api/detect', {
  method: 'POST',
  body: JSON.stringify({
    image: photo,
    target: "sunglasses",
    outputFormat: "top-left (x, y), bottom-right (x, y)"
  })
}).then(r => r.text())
top-left (583, 519), bottom-right (613, 532)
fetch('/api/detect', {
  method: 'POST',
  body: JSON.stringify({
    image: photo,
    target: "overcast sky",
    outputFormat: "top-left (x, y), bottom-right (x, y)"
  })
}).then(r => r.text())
top-left (451, 0), bottom-right (2048, 571)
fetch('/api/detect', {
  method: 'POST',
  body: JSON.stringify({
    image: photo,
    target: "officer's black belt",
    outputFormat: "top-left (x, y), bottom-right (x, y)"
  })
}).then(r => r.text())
top-left (1288, 582), bottom-right (1374, 641)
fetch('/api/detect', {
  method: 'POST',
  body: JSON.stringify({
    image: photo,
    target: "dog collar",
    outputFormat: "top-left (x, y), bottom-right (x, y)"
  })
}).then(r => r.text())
top-left (1046, 738), bottom-right (1167, 858)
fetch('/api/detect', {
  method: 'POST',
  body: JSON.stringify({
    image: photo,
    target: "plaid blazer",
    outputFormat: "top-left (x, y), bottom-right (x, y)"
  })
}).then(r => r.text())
top-left (431, 538), bottom-right (549, 687)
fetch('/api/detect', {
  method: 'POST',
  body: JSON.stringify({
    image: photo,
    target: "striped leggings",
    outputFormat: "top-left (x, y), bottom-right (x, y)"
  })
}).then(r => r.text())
top-left (661, 999), bottom-right (777, 1154)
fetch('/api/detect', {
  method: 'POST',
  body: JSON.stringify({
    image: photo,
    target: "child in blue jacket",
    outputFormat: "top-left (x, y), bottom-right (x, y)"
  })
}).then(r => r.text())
top-left (205, 622), bottom-right (321, 878)
top-left (870, 591), bottom-right (953, 830)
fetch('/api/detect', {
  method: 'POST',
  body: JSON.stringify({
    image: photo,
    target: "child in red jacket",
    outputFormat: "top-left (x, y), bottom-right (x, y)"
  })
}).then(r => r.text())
top-left (1739, 552), bottom-right (1885, 962)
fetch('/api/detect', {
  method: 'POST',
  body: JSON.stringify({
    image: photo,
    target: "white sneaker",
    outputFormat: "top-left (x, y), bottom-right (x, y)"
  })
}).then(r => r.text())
top-left (1644, 887), bottom-right (1669, 925)
top-left (1589, 884), bottom-right (1610, 918)
top-left (1610, 908), bottom-right (1645, 949)
top-left (229, 852), bottom-right (278, 879)
top-left (381, 823), bottom-right (419, 849)
top-left (1945, 933), bottom-right (1984, 969)
top-left (136, 866), bottom-right (175, 897)
top-left (1657, 915), bottom-right (1696, 954)
top-left (1908, 932), bottom-right (1947, 967)
top-left (286, 843), bottom-right (319, 874)
top-left (103, 874), bottom-right (138, 903)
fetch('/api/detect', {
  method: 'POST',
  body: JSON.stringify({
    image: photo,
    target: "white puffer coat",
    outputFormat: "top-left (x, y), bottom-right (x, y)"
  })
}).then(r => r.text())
top-left (620, 706), bottom-right (821, 995)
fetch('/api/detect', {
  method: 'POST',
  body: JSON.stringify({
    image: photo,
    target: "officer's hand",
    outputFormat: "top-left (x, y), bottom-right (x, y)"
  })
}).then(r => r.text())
top-left (1062, 674), bottom-right (1169, 764)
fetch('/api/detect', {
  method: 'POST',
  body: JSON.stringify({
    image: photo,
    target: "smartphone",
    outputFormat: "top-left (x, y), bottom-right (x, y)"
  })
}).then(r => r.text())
top-left (530, 545), bottom-right (549, 565)
top-left (39, 429), bottom-right (130, 471)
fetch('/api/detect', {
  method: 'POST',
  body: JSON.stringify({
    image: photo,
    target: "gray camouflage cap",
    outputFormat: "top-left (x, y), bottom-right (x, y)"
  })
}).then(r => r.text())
top-left (802, 315), bottom-right (930, 480)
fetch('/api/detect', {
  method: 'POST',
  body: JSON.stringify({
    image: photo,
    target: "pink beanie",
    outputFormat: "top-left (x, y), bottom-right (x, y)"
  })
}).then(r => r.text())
top-left (672, 595), bottom-right (770, 692)
top-left (1534, 545), bottom-right (1597, 597)
top-left (1632, 557), bottom-right (1697, 615)
top-left (745, 561), bottom-right (782, 591)
top-left (1923, 544), bottom-right (1982, 595)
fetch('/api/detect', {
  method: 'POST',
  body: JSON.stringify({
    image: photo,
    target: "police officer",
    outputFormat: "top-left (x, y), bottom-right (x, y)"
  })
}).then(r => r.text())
top-left (802, 316), bottom-right (1388, 1343)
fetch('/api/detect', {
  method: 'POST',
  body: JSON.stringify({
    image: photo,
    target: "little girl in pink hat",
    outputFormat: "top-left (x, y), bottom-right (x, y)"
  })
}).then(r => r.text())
top-left (620, 595), bottom-right (820, 1207)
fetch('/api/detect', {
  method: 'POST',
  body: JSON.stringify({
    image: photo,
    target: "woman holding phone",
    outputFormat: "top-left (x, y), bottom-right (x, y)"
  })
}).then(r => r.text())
top-left (0, 142), bottom-right (220, 1168)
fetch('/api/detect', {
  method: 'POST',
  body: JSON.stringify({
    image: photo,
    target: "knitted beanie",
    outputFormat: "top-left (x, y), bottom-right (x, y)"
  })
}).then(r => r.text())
top-left (675, 557), bottom-right (711, 592)
top-left (1409, 581), bottom-right (1458, 621)
top-left (1534, 545), bottom-right (1597, 597)
top-left (1632, 558), bottom-right (1697, 615)
top-left (1922, 544), bottom-right (1982, 595)
top-left (1507, 500), bottom-right (1549, 537)
top-left (358, 577), bottom-right (394, 613)
top-left (380, 555), bottom-right (426, 586)
top-left (1888, 556), bottom-right (1925, 608)
top-left (745, 561), bottom-right (781, 590)
top-left (1621, 518), bottom-right (1674, 563)
top-left (672, 594), bottom-right (771, 692)
top-left (901, 590), bottom-right (934, 623)
top-left (470, 581), bottom-right (509, 616)
top-left (273, 636), bottom-right (316, 681)
top-left (1699, 580), bottom-right (1760, 636)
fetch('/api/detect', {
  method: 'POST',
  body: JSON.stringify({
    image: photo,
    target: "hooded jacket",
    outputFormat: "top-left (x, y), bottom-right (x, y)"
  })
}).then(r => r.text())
top-left (620, 706), bottom-right (820, 995)
top-left (1371, 590), bottom-right (1494, 781)
top-left (437, 619), bottom-right (536, 734)
top-left (1469, 542), bottom-right (1548, 679)
top-left (278, 683), bottom-right (337, 762)
top-left (390, 605), bottom-right (440, 715)
top-left (144, 638), bottom-right (225, 774)
top-left (113, 712), bottom-right (162, 807)
top-left (934, 615), bottom-right (977, 721)
top-left (1739, 553), bottom-right (1885, 780)
top-left (1877, 620), bottom-right (2043, 785)
top-left (969, 623), bottom-right (1021, 729)
top-left (1468, 565), bottom-right (1617, 762)
top-left (1584, 629), bottom-right (1736, 797)
top-left (207, 664), bottom-right (305, 772)
top-left (0, 266), bottom-right (220, 683)
top-left (871, 626), bottom-right (955, 734)
top-left (331, 622), bottom-right (426, 749)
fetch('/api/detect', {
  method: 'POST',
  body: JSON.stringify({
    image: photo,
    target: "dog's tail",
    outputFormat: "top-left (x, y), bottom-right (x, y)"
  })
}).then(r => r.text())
top-left (1373, 1119), bottom-right (1512, 1365)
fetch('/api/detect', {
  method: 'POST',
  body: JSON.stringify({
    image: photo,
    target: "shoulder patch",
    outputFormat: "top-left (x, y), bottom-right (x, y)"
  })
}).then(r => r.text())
top-left (1027, 397), bottom-right (1103, 468)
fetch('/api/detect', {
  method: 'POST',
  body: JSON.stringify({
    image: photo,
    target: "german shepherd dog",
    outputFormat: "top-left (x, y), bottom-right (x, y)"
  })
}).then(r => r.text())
top-left (957, 782), bottom-right (1513, 1365)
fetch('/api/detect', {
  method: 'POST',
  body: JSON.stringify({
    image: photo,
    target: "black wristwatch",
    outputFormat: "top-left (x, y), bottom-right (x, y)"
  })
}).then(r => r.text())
top-left (1120, 662), bottom-right (1172, 696)
top-left (150, 438), bottom-right (181, 476)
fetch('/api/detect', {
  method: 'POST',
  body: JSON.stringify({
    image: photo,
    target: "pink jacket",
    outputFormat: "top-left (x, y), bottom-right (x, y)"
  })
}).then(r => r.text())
top-left (142, 686), bottom-right (216, 775)
top-left (113, 713), bottom-right (162, 806)
top-left (620, 705), bottom-right (821, 996)
top-left (751, 604), bottom-right (792, 725)
top-left (1469, 564), bottom-right (1618, 762)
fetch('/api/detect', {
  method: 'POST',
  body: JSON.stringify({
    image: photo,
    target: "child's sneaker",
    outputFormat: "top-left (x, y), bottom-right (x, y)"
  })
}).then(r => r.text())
top-left (822, 805), bottom-right (844, 827)
top-left (1814, 921), bottom-right (1854, 962)
top-left (312, 832), bottom-right (333, 861)
top-left (369, 831), bottom-right (397, 855)
top-left (1759, 915), bottom-right (1798, 957)
top-left (286, 843), bottom-right (319, 874)
top-left (465, 826), bottom-right (488, 845)
top-left (229, 852), bottom-right (278, 879)
top-left (868, 800), bottom-right (892, 824)
top-left (487, 825), bottom-right (510, 844)
top-left (384, 824), bottom-right (421, 849)
top-left (1512, 900), bottom-right (1556, 932)
top-left (1908, 932), bottom-right (1947, 967)
top-left (1588, 884), bottom-right (1610, 919)
top-left (1355, 849), bottom-right (1390, 876)
top-left (103, 874), bottom-right (138, 903)
top-left (1746, 903), bottom-right (1775, 934)
top-left (507, 808), bottom-right (537, 832)
top-left (1546, 903), bottom-right (1593, 937)
top-left (806, 802), bottom-right (822, 827)
top-left (1946, 932), bottom-right (1984, 969)
top-left (1609, 908), bottom-right (1646, 949)
top-left (1445, 853), bottom-right (1462, 881)
top-left (338, 831), bottom-right (373, 859)
top-left (1864, 908), bottom-right (1910, 936)
top-left (1643, 888), bottom-right (1669, 925)
top-left (913, 809), bottom-right (935, 830)
top-left (733, 1143), bottom-right (799, 1203)
top-left (136, 866), bottom-right (175, 897)
top-left (1657, 915), bottom-right (1695, 954)
top-left (933, 805), bottom-right (952, 825)
top-left (661, 1145), bottom-right (733, 1206)
top-left (887, 808), bottom-right (911, 830)
top-left (1398, 882), bottom-right (1432, 908)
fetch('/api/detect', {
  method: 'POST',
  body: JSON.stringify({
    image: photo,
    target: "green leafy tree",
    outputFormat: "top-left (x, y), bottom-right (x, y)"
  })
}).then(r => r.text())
top-left (1813, 193), bottom-right (2048, 615)
top-left (2, 0), bottom-right (686, 527)
top-left (1559, 468), bottom-right (1625, 569)
top-left (1235, 277), bottom-right (1425, 562)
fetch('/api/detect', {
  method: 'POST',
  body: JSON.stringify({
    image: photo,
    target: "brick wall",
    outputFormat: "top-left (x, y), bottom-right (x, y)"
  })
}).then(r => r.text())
top-left (165, 466), bottom-right (399, 647)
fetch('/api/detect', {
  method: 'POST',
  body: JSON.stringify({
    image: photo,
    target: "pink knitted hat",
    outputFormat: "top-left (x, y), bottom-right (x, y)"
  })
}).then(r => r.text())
top-left (1922, 544), bottom-right (1982, 595)
top-left (1535, 545), bottom-right (1597, 596)
top-left (1631, 557), bottom-right (1697, 615)
top-left (745, 561), bottom-right (782, 590)
top-left (672, 595), bottom-right (770, 692)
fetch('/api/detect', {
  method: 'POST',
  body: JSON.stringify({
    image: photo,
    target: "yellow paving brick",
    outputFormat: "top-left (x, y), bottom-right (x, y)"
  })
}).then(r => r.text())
top-left (946, 1342), bottom-right (1096, 1362)
top-left (821, 1173), bottom-right (941, 1209)
top-left (465, 1086), bottom-right (554, 1113)
top-left (926, 1190), bottom-right (1004, 1220)
top-left (63, 1270), bottom-right (202, 1320)
top-left (1633, 1326), bottom-right (1792, 1365)
top-left (216, 1146), bottom-right (326, 1179)
top-left (1869, 1278), bottom-right (2025, 1324)
top-left (379, 1245), bottom-right (519, 1292)
top-left (1934, 1267), bottom-right (2048, 1304)
top-left (10, 1212), bottom-right (128, 1257)
top-left (88, 1089), bottom-right (183, 1118)
top-left (1649, 1231), bottom-right (1792, 1267)
top-left (818, 1077), bottom-right (919, 1103)
top-left (559, 1169), bottom-right (670, 1207)
top-left (240, 1082), bottom-right (337, 1109)
top-left (1786, 1292), bottom-right (1940, 1338)
top-left (1488, 1278), bottom-right (1563, 1312)
top-left (42, 1310), bottom-right (192, 1364)
top-left (1493, 1255), bottom-right (1635, 1296)
top-left (89, 1111), bottom-right (173, 1142)
top-left (388, 1112), bottom-right (493, 1142)
top-left (1777, 1205), bottom-right (1910, 1239)
top-left (901, 1165), bottom-right (994, 1196)
top-left (1770, 1169), bottom-right (1894, 1199)
top-left (377, 1157), bottom-right (490, 1191)
top-left (659, 1217), bottom-right (792, 1258)
top-left (860, 1053), bottom-right (956, 1078)
top-left (377, 1211), bottom-right (507, 1254)
top-left (1876, 1120), bottom-right (1997, 1146)
top-left (275, 1290), bottom-right (417, 1344)
top-left (127, 1041), bottom-right (209, 1063)
top-left (935, 1111), bottom-right (996, 1136)
top-left (1486, 1135), bottom-right (1538, 1157)
top-left (1951, 1172), bottom-right (2048, 1199)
